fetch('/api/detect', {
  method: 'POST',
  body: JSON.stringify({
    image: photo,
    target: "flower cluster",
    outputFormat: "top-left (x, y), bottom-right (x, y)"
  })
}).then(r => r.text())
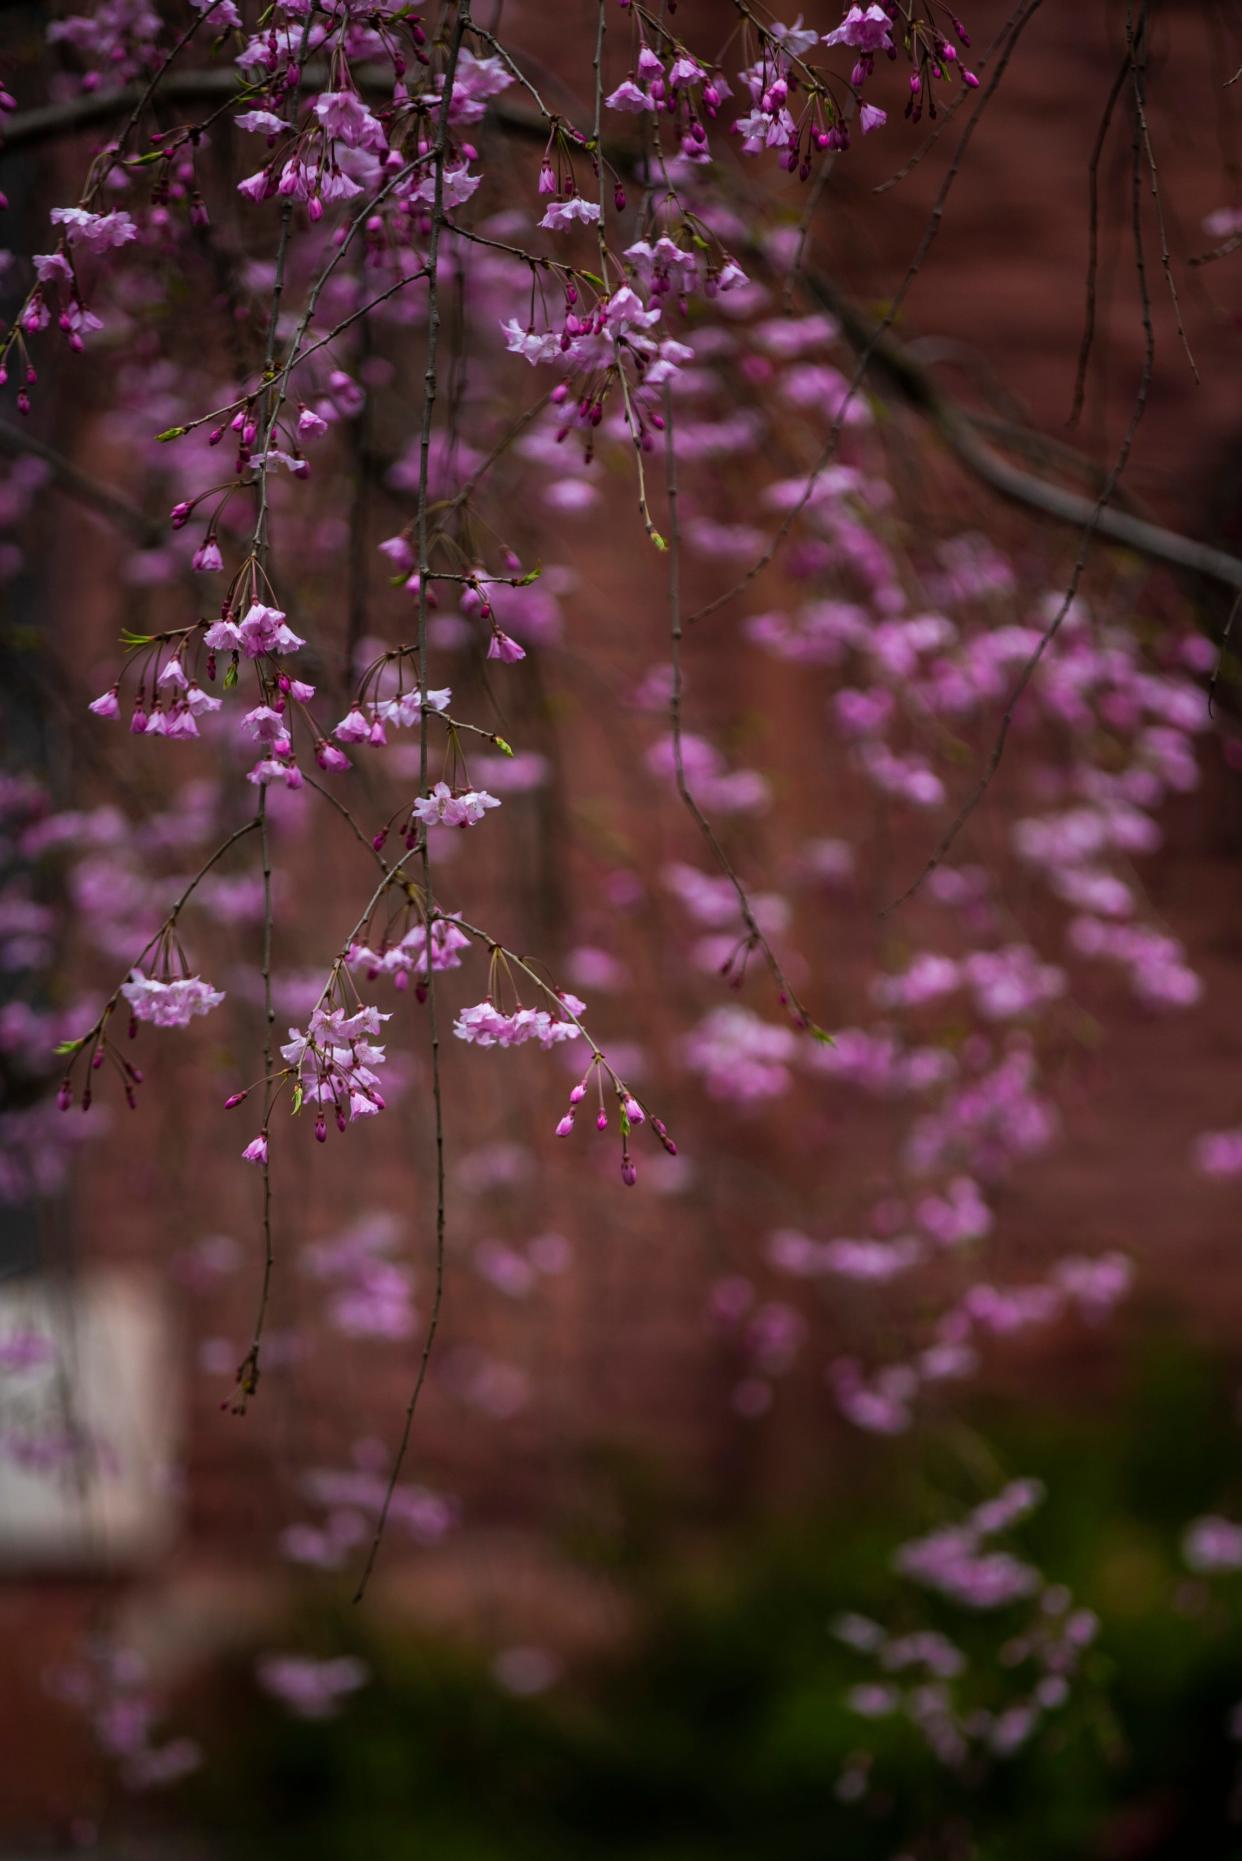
top-left (454, 996), bottom-right (585, 1050)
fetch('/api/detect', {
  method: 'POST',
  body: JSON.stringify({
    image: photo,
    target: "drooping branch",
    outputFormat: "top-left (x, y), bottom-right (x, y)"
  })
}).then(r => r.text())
top-left (796, 270), bottom-right (1242, 596)
top-left (0, 420), bottom-right (161, 544)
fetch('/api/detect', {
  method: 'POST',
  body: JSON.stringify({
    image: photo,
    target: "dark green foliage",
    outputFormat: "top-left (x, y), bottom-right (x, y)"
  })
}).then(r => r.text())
top-left (189, 1347), bottom-right (1242, 1861)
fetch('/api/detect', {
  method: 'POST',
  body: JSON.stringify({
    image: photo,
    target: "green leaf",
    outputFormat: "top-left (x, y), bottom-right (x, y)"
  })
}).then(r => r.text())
top-left (807, 1023), bottom-right (835, 1047)
top-left (492, 736), bottom-right (514, 758)
top-left (291, 1083), bottom-right (303, 1117)
top-left (578, 270), bottom-right (606, 291)
top-left (650, 530), bottom-right (667, 552)
top-left (155, 425), bottom-right (187, 441)
top-left (223, 661), bottom-right (238, 690)
top-left (517, 564), bottom-right (543, 586)
top-left (53, 1038), bottom-right (84, 1056)
top-left (120, 628), bottom-right (155, 647)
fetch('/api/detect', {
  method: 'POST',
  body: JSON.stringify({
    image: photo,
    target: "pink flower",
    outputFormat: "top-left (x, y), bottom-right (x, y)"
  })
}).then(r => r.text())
top-left (1184, 1515), bottom-right (1242, 1573)
top-left (486, 630), bottom-right (526, 664)
top-left (313, 90), bottom-right (387, 151)
top-left (49, 207), bottom-right (138, 250)
top-left (241, 705), bottom-right (289, 744)
top-left (191, 537), bottom-right (223, 572)
top-left (33, 252), bottom-right (73, 283)
top-left (823, 6), bottom-right (894, 53)
top-left (234, 108), bottom-right (286, 137)
top-left (237, 602), bottom-right (304, 658)
top-left (255, 1655), bottom-right (368, 1719)
top-left (89, 688), bottom-right (119, 719)
top-left (334, 709), bottom-right (372, 744)
top-left (454, 996), bottom-right (584, 1049)
top-left (1193, 1129), bottom-right (1242, 1177)
top-left (279, 1004), bottom-right (390, 1127)
top-left (499, 319), bottom-right (563, 365)
top-left (185, 685), bottom-right (221, 717)
top-left (373, 687), bottom-right (452, 730)
top-left (538, 198), bottom-right (602, 231)
top-left (606, 79), bottom-right (654, 112)
top-left (246, 757), bottom-right (303, 790)
top-left (349, 917), bottom-right (471, 986)
top-left (164, 707), bottom-right (200, 741)
top-left (242, 1133), bottom-right (269, 1166)
top-left (411, 782), bottom-right (501, 828)
top-left (858, 103), bottom-right (887, 133)
top-left (250, 448), bottom-right (308, 479)
top-left (236, 168), bottom-right (273, 203)
top-left (120, 972), bottom-right (225, 1028)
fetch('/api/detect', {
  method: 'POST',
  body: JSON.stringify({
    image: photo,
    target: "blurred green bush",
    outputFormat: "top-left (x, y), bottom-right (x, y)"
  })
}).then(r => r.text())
top-left (190, 1346), bottom-right (1242, 1861)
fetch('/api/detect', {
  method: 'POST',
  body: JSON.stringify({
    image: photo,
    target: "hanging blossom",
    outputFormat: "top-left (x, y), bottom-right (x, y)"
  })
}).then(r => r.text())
top-left (334, 684), bottom-right (452, 744)
top-left (228, 1005), bottom-right (391, 1155)
top-left (539, 196), bottom-right (601, 232)
top-left (350, 918), bottom-right (471, 991)
top-left (203, 602), bottom-right (305, 660)
top-left (454, 993), bottom-right (586, 1050)
top-left (280, 1005), bottom-right (389, 1124)
top-left (119, 972), bottom-right (224, 1029)
top-left (48, 207), bottom-right (138, 251)
top-left (411, 781), bottom-right (501, 828)
top-left (255, 1654), bottom-right (370, 1721)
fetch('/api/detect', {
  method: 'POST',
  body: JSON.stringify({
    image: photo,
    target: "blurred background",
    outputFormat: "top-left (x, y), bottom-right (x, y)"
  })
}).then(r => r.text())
top-left (4, 2), bottom-right (1242, 1856)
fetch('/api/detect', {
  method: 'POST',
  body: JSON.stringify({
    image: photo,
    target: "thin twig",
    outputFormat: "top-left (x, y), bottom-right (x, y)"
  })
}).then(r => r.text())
top-left (0, 421), bottom-right (161, 544)
top-left (1067, 47), bottom-right (1130, 428)
top-left (662, 389), bottom-right (815, 1026)
top-left (882, 0), bottom-right (1159, 917)
top-left (1209, 589), bottom-right (1242, 718)
top-left (686, 0), bottom-right (1042, 628)
top-left (353, 0), bottom-right (470, 1606)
